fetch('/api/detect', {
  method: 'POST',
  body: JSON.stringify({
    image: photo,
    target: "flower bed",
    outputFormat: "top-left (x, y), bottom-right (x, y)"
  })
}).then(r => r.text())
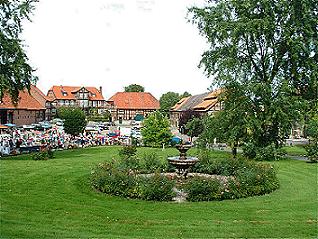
top-left (90, 149), bottom-right (279, 202)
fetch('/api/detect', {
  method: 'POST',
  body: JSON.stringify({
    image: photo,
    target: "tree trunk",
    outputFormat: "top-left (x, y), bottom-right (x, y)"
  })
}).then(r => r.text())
top-left (232, 142), bottom-right (238, 159)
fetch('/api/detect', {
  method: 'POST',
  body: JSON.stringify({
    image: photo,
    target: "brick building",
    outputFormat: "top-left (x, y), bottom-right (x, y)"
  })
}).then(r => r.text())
top-left (0, 85), bottom-right (47, 125)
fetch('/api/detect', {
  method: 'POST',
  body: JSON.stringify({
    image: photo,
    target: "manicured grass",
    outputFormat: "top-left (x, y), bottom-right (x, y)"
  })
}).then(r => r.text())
top-left (283, 145), bottom-right (307, 156)
top-left (1, 146), bottom-right (317, 238)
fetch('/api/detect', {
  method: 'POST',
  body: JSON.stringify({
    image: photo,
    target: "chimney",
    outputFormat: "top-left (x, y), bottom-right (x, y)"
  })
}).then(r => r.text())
top-left (99, 86), bottom-right (103, 95)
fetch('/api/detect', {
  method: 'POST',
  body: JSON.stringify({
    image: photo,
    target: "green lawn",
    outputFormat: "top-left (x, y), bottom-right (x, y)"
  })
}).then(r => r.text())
top-left (283, 145), bottom-right (307, 156)
top-left (1, 146), bottom-right (317, 238)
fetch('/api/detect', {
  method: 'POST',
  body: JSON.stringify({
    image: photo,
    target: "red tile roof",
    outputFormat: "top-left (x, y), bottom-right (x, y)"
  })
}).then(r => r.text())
top-left (86, 87), bottom-right (104, 101)
top-left (109, 92), bottom-right (160, 110)
top-left (29, 85), bottom-right (48, 107)
top-left (48, 85), bottom-right (104, 101)
top-left (0, 85), bottom-right (46, 110)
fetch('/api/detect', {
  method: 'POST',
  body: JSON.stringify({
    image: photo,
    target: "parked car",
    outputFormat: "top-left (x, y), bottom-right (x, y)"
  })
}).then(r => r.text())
top-left (131, 131), bottom-right (142, 139)
top-left (85, 126), bottom-right (98, 132)
top-left (31, 124), bottom-right (44, 131)
top-left (51, 118), bottom-right (64, 126)
top-left (22, 125), bottom-right (35, 130)
top-left (97, 124), bottom-right (109, 130)
top-left (38, 121), bottom-right (52, 129)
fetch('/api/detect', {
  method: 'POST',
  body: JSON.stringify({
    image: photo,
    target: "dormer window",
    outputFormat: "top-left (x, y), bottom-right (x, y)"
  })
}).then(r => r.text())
top-left (62, 92), bottom-right (68, 96)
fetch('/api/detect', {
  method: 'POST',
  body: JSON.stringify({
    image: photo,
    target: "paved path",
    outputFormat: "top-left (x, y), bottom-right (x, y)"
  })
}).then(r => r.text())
top-left (211, 147), bottom-right (309, 161)
top-left (285, 155), bottom-right (309, 161)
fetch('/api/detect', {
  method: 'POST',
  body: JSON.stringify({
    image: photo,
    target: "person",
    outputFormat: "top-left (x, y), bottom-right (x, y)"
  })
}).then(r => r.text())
top-left (3, 138), bottom-right (10, 155)
top-left (81, 137), bottom-right (85, 148)
top-left (0, 139), bottom-right (3, 156)
top-left (16, 138), bottom-right (22, 154)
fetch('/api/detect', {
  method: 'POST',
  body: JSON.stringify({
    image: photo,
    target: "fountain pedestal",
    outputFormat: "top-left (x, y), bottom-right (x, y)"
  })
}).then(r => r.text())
top-left (168, 144), bottom-right (198, 178)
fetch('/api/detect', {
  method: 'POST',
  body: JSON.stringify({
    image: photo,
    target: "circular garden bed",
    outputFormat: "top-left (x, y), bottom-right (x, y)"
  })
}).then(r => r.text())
top-left (90, 148), bottom-right (279, 202)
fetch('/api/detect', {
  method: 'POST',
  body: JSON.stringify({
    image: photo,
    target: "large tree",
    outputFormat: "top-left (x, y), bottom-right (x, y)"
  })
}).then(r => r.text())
top-left (141, 111), bottom-right (172, 147)
top-left (159, 91), bottom-right (192, 116)
top-left (305, 111), bottom-right (318, 163)
top-left (159, 92), bottom-right (180, 115)
top-left (199, 84), bottom-right (250, 157)
top-left (57, 107), bottom-right (86, 136)
top-left (186, 117), bottom-right (204, 142)
top-left (124, 84), bottom-right (145, 92)
top-left (190, 0), bottom-right (317, 153)
top-left (180, 91), bottom-right (192, 98)
top-left (178, 109), bottom-right (201, 135)
top-left (0, 0), bottom-right (38, 104)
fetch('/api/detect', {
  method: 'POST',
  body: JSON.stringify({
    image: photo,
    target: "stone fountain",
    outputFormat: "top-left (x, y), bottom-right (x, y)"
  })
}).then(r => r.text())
top-left (168, 144), bottom-right (198, 178)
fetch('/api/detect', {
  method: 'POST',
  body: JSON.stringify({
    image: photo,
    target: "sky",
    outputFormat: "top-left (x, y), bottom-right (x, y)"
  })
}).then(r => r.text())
top-left (22, 0), bottom-right (211, 100)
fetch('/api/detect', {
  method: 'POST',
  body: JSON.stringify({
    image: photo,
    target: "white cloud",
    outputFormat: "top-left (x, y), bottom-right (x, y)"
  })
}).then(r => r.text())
top-left (22, 0), bottom-right (211, 99)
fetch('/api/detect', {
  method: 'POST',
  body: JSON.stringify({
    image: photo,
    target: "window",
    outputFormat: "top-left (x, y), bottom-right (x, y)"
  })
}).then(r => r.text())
top-left (79, 100), bottom-right (88, 108)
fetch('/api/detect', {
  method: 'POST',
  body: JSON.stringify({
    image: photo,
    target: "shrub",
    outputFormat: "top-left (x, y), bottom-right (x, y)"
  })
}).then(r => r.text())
top-left (221, 178), bottom-right (242, 199)
top-left (193, 150), bottom-right (251, 176)
top-left (91, 162), bottom-right (140, 198)
top-left (91, 149), bottom-right (279, 202)
top-left (184, 177), bottom-right (223, 201)
top-left (235, 163), bottom-right (279, 196)
top-left (243, 143), bottom-right (285, 161)
top-left (190, 150), bottom-right (279, 199)
top-left (242, 142), bottom-right (257, 159)
top-left (139, 173), bottom-right (176, 201)
top-left (32, 150), bottom-right (54, 160)
top-left (91, 163), bottom-right (176, 201)
top-left (118, 145), bottom-right (137, 158)
top-left (254, 144), bottom-right (285, 161)
top-left (192, 149), bottom-right (218, 173)
top-left (140, 152), bottom-right (165, 173)
top-left (117, 155), bottom-right (141, 172)
top-left (47, 148), bottom-right (54, 159)
top-left (305, 118), bottom-right (318, 163)
top-left (117, 145), bottom-right (140, 172)
top-left (305, 143), bottom-right (318, 163)
top-left (165, 162), bottom-right (176, 173)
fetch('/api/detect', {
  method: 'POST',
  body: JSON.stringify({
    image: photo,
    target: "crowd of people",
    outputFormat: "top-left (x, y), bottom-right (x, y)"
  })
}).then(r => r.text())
top-left (0, 126), bottom-right (131, 157)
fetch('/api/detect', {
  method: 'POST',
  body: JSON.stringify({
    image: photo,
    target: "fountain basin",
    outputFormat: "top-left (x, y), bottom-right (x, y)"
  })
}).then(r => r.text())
top-left (168, 156), bottom-right (199, 166)
top-left (168, 156), bottom-right (199, 177)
